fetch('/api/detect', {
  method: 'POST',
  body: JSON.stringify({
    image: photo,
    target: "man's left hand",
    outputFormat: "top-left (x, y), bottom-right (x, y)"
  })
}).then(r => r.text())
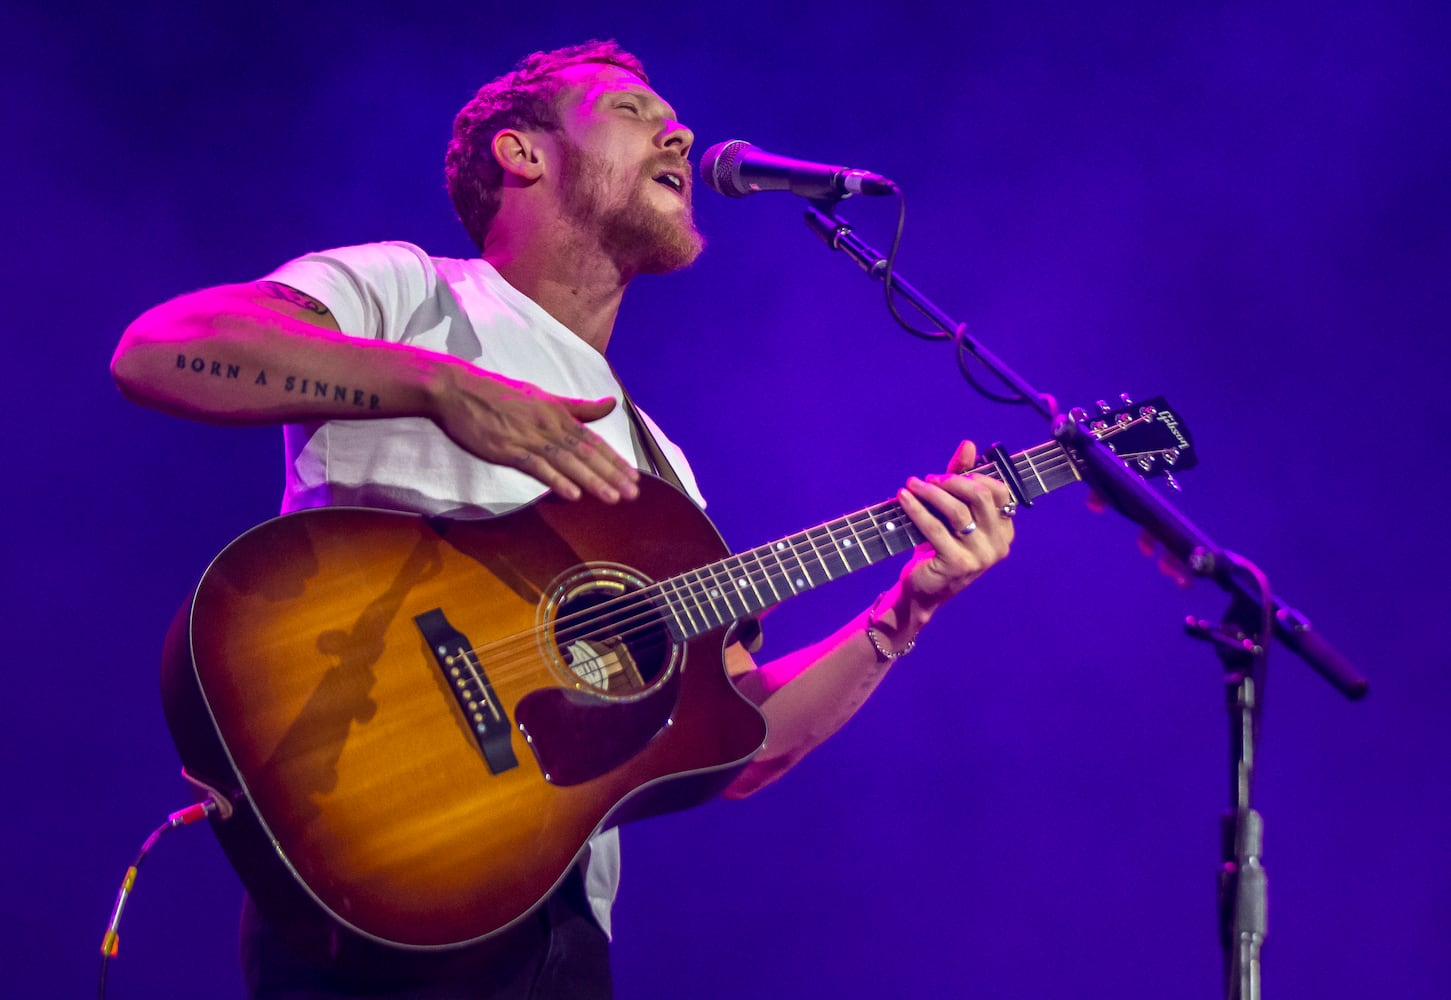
top-left (895, 439), bottom-right (1016, 618)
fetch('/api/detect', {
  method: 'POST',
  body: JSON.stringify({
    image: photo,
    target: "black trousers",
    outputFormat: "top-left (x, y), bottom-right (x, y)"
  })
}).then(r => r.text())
top-left (241, 870), bottom-right (612, 999)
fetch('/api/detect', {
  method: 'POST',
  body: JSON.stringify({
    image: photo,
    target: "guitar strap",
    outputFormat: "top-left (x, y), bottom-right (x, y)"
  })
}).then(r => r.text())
top-left (611, 367), bottom-right (763, 654)
top-left (610, 367), bottom-right (688, 496)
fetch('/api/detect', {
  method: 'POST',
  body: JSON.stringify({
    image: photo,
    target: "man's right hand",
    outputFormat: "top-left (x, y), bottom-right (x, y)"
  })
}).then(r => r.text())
top-left (429, 364), bottom-right (640, 503)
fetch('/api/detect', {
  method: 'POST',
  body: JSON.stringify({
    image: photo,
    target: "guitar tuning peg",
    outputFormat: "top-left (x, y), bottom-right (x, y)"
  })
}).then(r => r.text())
top-left (1164, 472), bottom-right (1182, 493)
top-left (1095, 399), bottom-right (1112, 414)
top-left (1136, 455), bottom-right (1155, 471)
top-left (1119, 392), bottom-right (1134, 407)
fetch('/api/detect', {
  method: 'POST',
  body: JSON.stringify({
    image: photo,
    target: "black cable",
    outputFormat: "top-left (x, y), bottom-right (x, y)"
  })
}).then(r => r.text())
top-left (877, 189), bottom-right (1033, 407)
top-left (880, 189), bottom-right (950, 341)
top-left (955, 326), bottom-right (1030, 405)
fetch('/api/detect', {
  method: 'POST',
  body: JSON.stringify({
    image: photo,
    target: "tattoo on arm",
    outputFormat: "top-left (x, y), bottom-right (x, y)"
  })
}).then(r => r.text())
top-left (256, 280), bottom-right (331, 316)
top-left (170, 352), bottom-right (382, 410)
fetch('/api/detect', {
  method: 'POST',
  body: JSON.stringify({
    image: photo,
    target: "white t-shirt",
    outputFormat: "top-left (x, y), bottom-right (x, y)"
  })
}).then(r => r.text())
top-left (265, 240), bottom-right (705, 938)
top-left (268, 240), bottom-right (702, 518)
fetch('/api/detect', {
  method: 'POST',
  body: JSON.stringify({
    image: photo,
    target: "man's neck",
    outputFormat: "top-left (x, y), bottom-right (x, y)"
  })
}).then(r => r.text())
top-left (483, 226), bottom-right (631, 355)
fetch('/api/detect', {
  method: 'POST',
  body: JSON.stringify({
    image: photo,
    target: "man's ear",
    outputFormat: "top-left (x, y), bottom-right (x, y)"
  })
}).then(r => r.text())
top-left (492, 128), bottom-right (546, 182)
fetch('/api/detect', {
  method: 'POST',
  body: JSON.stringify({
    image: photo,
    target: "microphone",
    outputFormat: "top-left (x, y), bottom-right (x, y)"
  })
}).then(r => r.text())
top-left (699, 140), bottom-right (898, 200)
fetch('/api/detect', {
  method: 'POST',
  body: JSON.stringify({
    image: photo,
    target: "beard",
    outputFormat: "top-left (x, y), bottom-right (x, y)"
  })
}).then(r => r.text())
top-left (558, 140), bottom-right (705, 275)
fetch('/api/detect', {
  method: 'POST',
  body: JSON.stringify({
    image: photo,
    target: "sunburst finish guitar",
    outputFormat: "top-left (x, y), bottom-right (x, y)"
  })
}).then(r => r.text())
top-left (161, 397), bottom-right (1193, 953)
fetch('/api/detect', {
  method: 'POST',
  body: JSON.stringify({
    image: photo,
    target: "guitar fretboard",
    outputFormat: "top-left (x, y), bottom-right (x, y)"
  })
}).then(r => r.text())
top-left (655, 440), bottom-right (1082, 640)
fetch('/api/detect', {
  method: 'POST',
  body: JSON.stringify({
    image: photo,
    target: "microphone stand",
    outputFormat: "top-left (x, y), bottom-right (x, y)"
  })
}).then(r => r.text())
top-left (802, 201), bottom-right (1369, 999)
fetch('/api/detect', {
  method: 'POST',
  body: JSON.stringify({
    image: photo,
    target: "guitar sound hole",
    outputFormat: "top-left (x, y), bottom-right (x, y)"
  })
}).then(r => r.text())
top-left (542, 564), bottom-right (678, 701)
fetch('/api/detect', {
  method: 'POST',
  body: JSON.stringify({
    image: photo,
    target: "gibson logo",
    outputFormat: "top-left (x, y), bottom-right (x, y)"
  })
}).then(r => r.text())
top-left (1155, 410), bottom-right (1190, 450)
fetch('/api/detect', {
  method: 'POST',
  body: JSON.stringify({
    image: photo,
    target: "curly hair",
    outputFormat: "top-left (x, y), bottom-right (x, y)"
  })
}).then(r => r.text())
top-left (445, 40), bottom-right (648, 252)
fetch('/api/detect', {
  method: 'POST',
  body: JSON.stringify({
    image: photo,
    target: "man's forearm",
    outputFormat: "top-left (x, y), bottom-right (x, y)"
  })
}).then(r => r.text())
top-left (113, 282), bottom-right (643, 504)
top-left (724, 581), bottom-right (926, 798)
top-left (111, 284), bottom-right (445, 425)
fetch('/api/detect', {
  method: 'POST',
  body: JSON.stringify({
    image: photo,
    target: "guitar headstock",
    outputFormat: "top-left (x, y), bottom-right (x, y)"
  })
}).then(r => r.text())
top-left (1075, 395), bottom-right (1196, 484)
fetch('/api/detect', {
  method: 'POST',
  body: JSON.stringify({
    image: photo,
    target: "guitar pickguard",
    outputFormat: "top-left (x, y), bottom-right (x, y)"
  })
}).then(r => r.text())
top-left (516, 673), bottom-right (681, 786)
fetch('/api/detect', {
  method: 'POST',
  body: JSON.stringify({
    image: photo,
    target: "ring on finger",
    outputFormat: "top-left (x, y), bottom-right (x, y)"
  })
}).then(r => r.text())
top-left (1000, 500), bottom-right (1018, 519)
top-left (956, 520), bottom-right (978, 537)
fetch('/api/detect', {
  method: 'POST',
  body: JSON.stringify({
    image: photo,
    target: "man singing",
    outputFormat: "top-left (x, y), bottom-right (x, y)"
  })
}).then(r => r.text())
top-left (112, 39), bottom-right (1015, 999)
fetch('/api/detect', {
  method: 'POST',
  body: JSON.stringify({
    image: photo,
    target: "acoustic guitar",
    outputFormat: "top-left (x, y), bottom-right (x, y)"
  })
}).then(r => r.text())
top-left (161, 397), bottom-right (1193, 952)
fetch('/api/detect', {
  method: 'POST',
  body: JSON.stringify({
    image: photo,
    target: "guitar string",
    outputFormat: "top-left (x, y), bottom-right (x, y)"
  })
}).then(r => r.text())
top-left (468, 450), bottom-right (1089, 681)
top-left (470, 452), bottom-right (1049, 656)
top-left (469, 443), bottom-right (1080, 656)
top-left (455, 416), bottom-right (1173, 686)
top-left (455, 449), bottom-right (1088, 685)
top-left (463, 448), bottom-right (1088, 672)
top-left (456, 499), bottom-right (926, 685)
top-left (452, 441), bottom-right (1172, 694)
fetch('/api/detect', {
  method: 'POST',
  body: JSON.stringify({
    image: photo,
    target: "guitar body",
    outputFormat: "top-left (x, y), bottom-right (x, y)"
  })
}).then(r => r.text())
top-left (161, 475), bottom-right (767, 954)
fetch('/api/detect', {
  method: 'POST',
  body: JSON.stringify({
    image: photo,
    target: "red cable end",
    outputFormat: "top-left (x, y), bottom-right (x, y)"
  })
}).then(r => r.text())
top-left (168, 802), bottom-right (213, 827)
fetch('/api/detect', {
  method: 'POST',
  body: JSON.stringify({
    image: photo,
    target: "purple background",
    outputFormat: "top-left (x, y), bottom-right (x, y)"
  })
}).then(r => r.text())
top-left (6, 2), bottom-right (1448, 996)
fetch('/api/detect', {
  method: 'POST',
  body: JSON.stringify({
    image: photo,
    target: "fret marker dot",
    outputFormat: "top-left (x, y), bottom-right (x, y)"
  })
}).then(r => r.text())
top-left (844, 539), bottom-right (854, 548)
top-left (886, 522), bottom-right (897, 532)
top-left (775, 542), bottom-right (786, 550)
top-left (710, 588), bottom-right (719, 598)
top-left (736, 579), bottom-right (748, 589)
top-left (795, 577), bottom-right (805, 587)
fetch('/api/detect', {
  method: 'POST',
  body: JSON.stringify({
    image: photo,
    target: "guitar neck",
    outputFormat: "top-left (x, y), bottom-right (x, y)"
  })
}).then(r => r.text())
top-left (657, 439), bottom-right (1082, 640)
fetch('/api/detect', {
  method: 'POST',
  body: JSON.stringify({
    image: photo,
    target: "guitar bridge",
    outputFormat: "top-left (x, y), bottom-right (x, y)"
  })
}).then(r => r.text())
top-left (414, 608), bottom-right (519, 775)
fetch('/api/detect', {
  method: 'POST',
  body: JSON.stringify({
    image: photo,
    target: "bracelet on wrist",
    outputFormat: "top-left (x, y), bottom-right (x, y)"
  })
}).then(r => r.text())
top-left (866, 591), bottom-right (917, 662)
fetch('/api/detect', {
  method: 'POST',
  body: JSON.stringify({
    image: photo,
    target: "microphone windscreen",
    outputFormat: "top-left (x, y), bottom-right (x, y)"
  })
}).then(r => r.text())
top-left (700, 139), bottom-right (752, 197)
